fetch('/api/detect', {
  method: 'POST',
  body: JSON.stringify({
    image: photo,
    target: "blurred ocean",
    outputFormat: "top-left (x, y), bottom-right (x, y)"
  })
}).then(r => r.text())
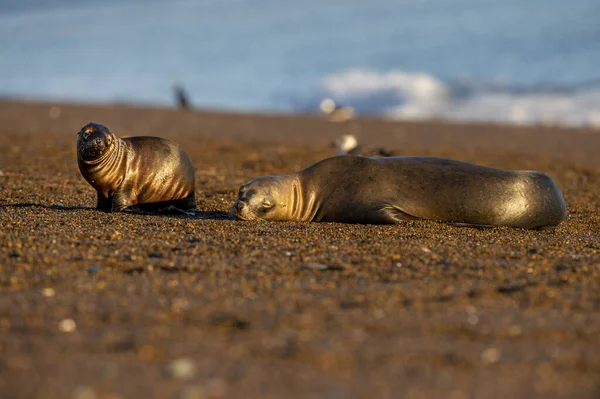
top-left (1, 0), bottom-right (599, 127)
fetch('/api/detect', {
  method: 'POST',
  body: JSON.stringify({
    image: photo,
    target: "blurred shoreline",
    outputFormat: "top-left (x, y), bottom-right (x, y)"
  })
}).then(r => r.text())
top-left (1, 98), bottom-right (599, 168)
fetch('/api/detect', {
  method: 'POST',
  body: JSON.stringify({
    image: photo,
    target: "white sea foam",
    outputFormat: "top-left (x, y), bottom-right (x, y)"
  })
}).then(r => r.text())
top-left (318, 69), bottom-right (600, 128)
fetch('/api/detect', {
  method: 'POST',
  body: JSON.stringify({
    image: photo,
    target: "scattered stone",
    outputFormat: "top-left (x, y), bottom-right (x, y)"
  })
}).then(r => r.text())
top-left (467, 314), bottom-right (479, 325)
top-left (71, 385), bottom-right (96, 399)
top-left (41, 288), bottom-right (55, 297)
top-left (58, 318), bottom-right (76, 333)
top-left (554, 263), bottom-right (568, 272)
top-left (48, 106), bottom-right (62, 119)
top-left (496, 282), bottom-right (525, 294)
top-left (508, 325), bottom-right (523, 336)
top-left (86, 265), bottom-right (101, 274)
top-left (300, 262), bottom-right (343, 271)
top-left (179, 385), bottom-right (206, 399)
top-left (302, 262), bottom-right (329, 270)
top-left (167, 357), bottom-right (197, 380)
top-left (113, 336), bottom-right (136, 352)
top-left (480, 347), bottom-right (501, 364)
top-left (208, 378), bottom-right (227, 398)
top-left (449, 390), bottom-right (469, 399)
top-left (339, 299), bottom-right (363, 309)
top-left (206, 311), bottom-right (250, 331)
top-left (138, 344), bottom-right (159, 360)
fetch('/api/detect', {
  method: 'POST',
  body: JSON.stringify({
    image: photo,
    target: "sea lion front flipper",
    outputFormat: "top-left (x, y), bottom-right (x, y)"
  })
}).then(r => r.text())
top-left (96, 192), bottom-right (113, 212)
top-left (112, 181), bottom-right (136, 212)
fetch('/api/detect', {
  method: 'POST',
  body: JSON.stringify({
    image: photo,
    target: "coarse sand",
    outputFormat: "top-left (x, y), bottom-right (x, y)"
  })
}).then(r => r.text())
top-left (1, 100), bottom-right (599, 399)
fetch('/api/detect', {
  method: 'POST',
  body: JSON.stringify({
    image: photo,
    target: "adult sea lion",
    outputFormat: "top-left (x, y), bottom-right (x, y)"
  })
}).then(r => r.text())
top-left (77, 122), bottom-right (196, 212)
top-left (230, 155), bottom-right (566, 229)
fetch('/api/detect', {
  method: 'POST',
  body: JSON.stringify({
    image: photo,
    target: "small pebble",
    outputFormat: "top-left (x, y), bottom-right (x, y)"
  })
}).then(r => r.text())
top-left (167, 357), bottom-right (197, 380)
top-left (480, 347), bottom-right (501, 364)
top-left (208, 378), bottom-right (227, 398)
top-left (86, 265), bottom-right (101, 274)
top-left (180, 386), bottom-right (206, 399)
top-left (41, 288), bottom-right (56, 297)
top-left (58, 318), bottom-right (76, 333)
top-left (302, 262), bottom-right (330, 271)
top-left (449, 390), bottom-right (469, 399)
top-left (508, 325), bottom-right (522, 336)
top-left (467, 314), bottom-right (479, 325)
top-left (48, 106), bottom-right (62, 119)
top-left (72, 385), bottom-right (96, 399)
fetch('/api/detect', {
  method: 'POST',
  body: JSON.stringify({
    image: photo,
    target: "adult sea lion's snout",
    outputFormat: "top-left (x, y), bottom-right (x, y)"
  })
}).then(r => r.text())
top-left (229, 199), bottom-right (249, 220)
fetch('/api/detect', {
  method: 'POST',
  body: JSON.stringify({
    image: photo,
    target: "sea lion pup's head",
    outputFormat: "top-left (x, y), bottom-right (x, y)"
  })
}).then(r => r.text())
top-left (230, 176), bottom-right (293, 221)
top-left (77, 122), bottom-right (116, 163)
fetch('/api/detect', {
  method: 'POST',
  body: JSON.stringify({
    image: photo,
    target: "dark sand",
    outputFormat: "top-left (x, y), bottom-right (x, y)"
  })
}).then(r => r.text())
top-left (1, 100), bottom-right (599, 399)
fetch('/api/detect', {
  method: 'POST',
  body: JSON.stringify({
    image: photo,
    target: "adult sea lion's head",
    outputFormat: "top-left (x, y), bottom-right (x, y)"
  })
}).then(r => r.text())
top-left (230, 176), bottom-right (292, 221)
top-left (77, 122), bottom-right (115, 162)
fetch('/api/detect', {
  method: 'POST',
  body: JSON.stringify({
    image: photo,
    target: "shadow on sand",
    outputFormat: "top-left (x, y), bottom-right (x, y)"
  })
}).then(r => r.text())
top-left (0, 202), bottom-right (233, 221)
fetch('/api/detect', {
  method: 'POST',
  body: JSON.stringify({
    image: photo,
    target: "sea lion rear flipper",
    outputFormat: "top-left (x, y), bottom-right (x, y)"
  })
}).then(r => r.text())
top-left (377, 206), bottom-right (420, 224)
top-left (124, 196), bottom-right (197, 214)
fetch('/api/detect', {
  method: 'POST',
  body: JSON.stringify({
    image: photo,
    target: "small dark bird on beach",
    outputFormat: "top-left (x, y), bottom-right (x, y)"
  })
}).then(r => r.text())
top-left (173, 84), bottom-right (191, 110)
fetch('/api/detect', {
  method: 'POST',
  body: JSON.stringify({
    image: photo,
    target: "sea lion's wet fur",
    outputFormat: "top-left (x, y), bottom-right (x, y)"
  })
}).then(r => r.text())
top-left (77, 122), bottom-right (196, 212)
top-left (231, 155), bottom-right (567, 229)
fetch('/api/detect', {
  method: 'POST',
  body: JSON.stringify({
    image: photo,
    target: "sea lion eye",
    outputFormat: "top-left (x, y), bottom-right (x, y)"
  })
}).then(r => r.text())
top-left (83, 131), bottom-right (91, 139)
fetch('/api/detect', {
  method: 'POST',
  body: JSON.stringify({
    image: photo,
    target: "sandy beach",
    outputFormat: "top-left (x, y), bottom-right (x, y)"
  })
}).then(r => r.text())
top-left (1, 99), bottom-right (599, 399)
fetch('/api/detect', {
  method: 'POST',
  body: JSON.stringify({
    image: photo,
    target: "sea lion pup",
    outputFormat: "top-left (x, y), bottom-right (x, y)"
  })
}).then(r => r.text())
top-left (334, 134), bottom-right (393, 157)
top-left (230, 155), bottom-right (566, 229)
top-left (77, 122), bottom-right (196, 213)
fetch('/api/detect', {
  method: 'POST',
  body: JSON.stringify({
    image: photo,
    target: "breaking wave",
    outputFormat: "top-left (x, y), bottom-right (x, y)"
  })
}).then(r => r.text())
top-left (302, 69), bottom-right (600, 128)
